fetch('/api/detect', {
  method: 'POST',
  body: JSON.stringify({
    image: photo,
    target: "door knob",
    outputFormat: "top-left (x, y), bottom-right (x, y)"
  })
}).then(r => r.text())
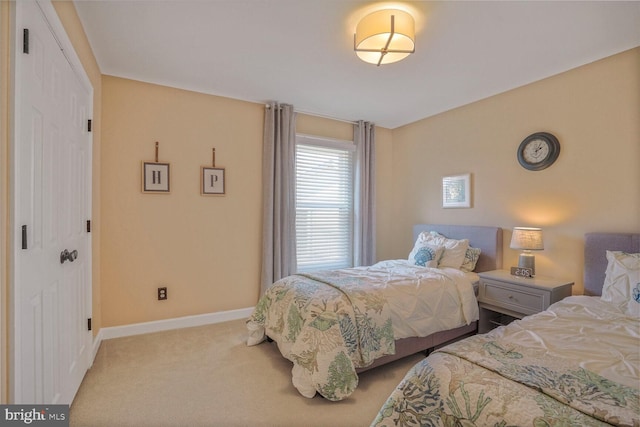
top-left (60, 249), bottom-right (78, 264)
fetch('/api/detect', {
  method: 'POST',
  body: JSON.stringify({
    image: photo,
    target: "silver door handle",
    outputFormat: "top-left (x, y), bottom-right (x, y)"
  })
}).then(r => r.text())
top-left (60, 249), bottom-right (78, 264)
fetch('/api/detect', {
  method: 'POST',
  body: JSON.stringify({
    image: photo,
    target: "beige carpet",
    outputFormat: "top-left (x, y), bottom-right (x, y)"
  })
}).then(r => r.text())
top-left (70, 319), bottom-right (425, 427)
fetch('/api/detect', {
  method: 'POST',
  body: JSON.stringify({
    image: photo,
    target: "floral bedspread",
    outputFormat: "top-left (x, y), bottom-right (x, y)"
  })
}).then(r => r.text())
top-left (372, 297), bottom-right (640, 426)
top-left (246, 270), bottom-right (395, 401)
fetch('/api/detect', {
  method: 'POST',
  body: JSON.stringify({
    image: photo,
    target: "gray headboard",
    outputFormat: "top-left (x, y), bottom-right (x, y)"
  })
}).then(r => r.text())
top-left (413, 224), bottom-right (503, 273)
top-left (584, 232), bottom-right (640, 296)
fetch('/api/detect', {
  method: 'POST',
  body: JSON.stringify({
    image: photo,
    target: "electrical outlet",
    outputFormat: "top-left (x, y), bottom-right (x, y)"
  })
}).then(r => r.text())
top-left (158, 287), bottom-right (167, 300)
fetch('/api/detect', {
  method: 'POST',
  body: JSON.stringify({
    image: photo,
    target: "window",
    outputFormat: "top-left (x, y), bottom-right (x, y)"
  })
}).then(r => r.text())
top-left (295, 135), bottom-right (355, 272)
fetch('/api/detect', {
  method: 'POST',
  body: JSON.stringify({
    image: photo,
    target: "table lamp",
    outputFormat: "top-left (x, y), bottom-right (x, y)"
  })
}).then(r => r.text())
top-left (510, 227), bottom-right (544, 275)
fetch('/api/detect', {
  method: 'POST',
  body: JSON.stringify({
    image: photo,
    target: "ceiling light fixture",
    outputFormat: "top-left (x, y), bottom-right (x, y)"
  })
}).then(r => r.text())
top-left (354, 9), bottom-right (415, 66)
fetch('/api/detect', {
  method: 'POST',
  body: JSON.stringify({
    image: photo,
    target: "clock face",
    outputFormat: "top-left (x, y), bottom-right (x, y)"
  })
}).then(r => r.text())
top-left (517, 132), bottom-right (560, 171)
top-left (522, 139), bottom-right (550, 164)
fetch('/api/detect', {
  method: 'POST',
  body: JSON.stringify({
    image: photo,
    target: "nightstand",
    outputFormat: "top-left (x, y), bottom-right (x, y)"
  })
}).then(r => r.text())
top-left (477, 270), bottom-right (573, 333)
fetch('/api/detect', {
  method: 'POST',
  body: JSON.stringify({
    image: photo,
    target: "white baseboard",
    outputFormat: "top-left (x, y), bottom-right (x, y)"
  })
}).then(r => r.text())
top-left (92, 329), bottom-right (103, 361)
top-left (97, 307), bottom-right (255, 341)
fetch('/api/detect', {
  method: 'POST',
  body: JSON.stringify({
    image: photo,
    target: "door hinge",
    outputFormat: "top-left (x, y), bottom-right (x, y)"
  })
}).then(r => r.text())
top-left (87, 119), bottom-right (92, 132)
top-left (86, 220), bottom-right (91, 233)
top-left (23, 29), bottom-right (29, 54)
top-left (87, 318), bottom-right (92, 331)
top-left (21, 225), bottom-right (27, 250)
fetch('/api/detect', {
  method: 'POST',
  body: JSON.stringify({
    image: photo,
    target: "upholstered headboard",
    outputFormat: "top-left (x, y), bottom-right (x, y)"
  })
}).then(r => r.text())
top-left (584, 232), bottom-right (640, 296)
top-left (412, 224), bottom-right (503, 273)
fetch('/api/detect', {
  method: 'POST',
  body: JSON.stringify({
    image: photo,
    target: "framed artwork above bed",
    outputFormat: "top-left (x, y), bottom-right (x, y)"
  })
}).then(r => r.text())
top-left (442, 173), bottom-right (471, 208)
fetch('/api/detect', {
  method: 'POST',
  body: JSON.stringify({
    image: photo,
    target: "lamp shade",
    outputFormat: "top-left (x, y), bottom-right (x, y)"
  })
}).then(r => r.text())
top-left (510, 227), bottom-right (544, 250)
top-left (354, 9), bottom-right (415, 66)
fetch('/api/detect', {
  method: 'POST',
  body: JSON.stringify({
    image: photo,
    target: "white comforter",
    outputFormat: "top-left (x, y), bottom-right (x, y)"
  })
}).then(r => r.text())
top-left (334, 259), bottom-right (479, 339)
top-left (373, 295), bottom-right (640, 426)
top-left (488, 295), bottom-right (640, 388)
top-left (247, 259), bottom-right (480, 400)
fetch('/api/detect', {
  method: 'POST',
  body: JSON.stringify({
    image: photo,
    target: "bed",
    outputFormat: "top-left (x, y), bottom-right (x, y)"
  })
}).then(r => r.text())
top-left (246, 224), bottom-right (503, 401)
top-left (372, 232), bottom-right (640, 426)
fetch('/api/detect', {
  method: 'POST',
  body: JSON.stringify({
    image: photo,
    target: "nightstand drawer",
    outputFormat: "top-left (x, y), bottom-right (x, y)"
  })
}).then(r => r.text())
top-left (480, 281), bottom-right (548, 315)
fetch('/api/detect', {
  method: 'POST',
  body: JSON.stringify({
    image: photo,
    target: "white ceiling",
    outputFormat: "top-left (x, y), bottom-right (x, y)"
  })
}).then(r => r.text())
top-left (74, 1), bottom-right (640, 129)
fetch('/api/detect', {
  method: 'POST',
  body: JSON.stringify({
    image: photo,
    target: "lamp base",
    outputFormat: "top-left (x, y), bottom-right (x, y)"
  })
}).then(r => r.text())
top-left (518, 253), bottom-right (536, 276)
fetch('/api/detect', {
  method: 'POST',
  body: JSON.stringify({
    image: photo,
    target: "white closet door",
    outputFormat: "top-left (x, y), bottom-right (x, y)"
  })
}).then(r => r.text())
top-left (13, 0), bottom-right (93, 404)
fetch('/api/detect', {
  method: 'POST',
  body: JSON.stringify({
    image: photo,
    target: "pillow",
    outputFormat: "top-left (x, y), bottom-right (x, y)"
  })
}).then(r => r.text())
top-left (417, 231), bottom-right (470, 269)
top-left (408, 241), bottom-right (444, 268)
top-left (460, 246), bottom-right (482, 272)
top-left (601, 251), bottom-right (640, 317)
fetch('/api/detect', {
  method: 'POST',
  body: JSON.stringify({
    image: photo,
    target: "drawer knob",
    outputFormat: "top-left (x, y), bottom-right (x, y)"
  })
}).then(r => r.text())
top-left (508, 295), bottom-right (514, 300)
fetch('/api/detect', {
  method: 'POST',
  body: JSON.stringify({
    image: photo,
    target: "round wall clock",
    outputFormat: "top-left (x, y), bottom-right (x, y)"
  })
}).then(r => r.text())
top-left (517, 132), bottom-right (560, 171)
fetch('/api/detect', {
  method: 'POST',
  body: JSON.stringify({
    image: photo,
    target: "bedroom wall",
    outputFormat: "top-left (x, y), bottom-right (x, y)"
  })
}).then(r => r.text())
top-left (100, 76), bottom-right (262, 327)
top-left (389, 47), bottom-right (640, 294)
top-left (100, 78), bottom-right (394, 327)
top-left (11, 0), bottom-right (636, 334)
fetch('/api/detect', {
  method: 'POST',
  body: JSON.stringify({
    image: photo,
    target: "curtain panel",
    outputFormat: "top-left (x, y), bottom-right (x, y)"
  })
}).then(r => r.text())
top-left (260, 102), bottom-right (297, 296)
top-left (354, 120), bottom-right (376, 266)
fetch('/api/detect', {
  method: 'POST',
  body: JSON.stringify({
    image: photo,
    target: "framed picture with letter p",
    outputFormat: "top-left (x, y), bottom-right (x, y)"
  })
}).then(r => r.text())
top-left (202, 167), bottom-right (225, 195)
top-left (143, 162), bottom-right (171, 193)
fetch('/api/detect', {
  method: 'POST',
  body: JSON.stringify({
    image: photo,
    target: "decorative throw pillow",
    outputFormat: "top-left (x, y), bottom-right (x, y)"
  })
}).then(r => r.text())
top-left (408, 242), bottom-right (444, 268)
top-left (460, 246), bottom-right (482, 272)
top-left (417, 231), bottom-right (470, 269)
top-left (601, 251), bottom-right (640, 317)
top-left (415, 231), bottom-right (439, 245)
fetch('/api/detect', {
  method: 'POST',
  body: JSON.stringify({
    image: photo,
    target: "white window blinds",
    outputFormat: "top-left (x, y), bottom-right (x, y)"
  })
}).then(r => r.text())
top-left (296, 136), bottom-right (355, 272)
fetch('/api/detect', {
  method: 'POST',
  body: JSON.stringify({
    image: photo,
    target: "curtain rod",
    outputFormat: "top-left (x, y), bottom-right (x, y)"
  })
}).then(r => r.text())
top-left (265, 104), bottom-right (359, 125)
top-left (298, 110), bottom-right (359, 125)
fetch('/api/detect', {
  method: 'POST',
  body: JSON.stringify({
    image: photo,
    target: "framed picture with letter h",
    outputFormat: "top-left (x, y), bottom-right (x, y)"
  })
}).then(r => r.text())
top-left (142, 162), bottom-right (171, 193)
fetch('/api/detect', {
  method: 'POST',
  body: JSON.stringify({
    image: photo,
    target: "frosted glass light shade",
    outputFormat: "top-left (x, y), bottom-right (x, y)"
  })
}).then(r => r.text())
top-left (354, 9), bottom-right (415, 66)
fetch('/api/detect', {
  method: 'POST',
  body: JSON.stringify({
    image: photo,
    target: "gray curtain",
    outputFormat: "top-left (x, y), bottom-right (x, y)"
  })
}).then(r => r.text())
top-left (353, 120), bottom-right (376, 266)
top-left (260, 102), bottom-right (297, 295)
